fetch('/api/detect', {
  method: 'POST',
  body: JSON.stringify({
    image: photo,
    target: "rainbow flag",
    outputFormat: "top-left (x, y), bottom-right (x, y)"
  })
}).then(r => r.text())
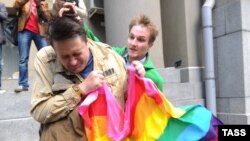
top-left (78, 67), bottom-right (222, 141)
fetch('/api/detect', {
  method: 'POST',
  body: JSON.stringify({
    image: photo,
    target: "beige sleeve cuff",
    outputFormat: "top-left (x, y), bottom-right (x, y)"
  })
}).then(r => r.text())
top-left (62, 86), bottom-right (82, 111)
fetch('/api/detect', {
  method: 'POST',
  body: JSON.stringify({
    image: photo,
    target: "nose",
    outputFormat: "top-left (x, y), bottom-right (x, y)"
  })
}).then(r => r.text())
top-left (131, 38), bottom-right (137, 46)
top-left (69, 57), bottom-right (77, 66)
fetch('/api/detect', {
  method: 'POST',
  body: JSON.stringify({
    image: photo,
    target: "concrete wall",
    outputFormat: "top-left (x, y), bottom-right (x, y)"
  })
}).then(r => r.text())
top-left (185, 0), bottom-right (203, 67)
top-left (83, 0), bottom-right (106, 42)
top-left (104, 0), bottom-right (164, 68)
top-left (160, 0), bottom-right (203, 68)
top-left (83, 14), bottom-right (106, 42)
top-left (160, 0), bottom-right (187, 67)
top-left (214, 0), bottom-right (250, 124)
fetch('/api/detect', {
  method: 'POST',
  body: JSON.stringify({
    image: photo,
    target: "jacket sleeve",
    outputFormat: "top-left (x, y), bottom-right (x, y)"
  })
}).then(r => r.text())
top-left (0, 4), bottom-right (8, 20)
top-left (30, 47), bottom-right (82, 124)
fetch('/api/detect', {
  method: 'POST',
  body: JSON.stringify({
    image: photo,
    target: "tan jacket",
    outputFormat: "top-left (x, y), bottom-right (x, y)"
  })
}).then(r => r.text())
top-left (13, 0), bottom-right (50, 36)
top-left (30, 39), bottom-right (127, 140)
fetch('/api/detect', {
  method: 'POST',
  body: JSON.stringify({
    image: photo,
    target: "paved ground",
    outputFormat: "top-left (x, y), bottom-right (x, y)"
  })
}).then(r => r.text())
top-left (0, 79), bottom-right (40, 141)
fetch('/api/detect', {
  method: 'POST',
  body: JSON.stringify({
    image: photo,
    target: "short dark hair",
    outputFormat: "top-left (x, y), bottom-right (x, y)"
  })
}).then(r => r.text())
top-left (47, 16), bottom-right (87, 45)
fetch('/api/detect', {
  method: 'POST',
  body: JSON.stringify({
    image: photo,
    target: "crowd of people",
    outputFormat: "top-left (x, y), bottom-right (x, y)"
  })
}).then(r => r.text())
top-left (1, 1), bottom-right (164, 140)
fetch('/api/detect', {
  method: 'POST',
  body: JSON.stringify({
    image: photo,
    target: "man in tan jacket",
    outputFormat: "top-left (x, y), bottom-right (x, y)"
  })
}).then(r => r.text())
top-left (30, 15), bottom-right (145, 141)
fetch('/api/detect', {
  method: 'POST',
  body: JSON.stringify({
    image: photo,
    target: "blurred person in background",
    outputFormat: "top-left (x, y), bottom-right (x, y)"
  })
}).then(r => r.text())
top-left (13, 0), bottom-right (50, 93)
top-left (0, 2), bottom-right (8, 94)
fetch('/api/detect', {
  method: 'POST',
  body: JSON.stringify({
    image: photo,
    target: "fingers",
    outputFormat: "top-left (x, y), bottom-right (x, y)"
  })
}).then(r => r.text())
top-left (58, 2), bottom-right (77, 17)
top-left (79, 70), bottom-right (104, 94)
top-left (132, 61), bottom-right (145, 77)
top-left (137, 67), bottom-right (145, 77)
top-left (88, 70), bottom-right (104, 85)
top-left (58, 7), bottom-right (69, 17)
top-left (64, 2), bottom-right (76, 7)
top-left (95, 70), bottom-right (104, 80)
top-left (63, 2), bottom-right (77, 13)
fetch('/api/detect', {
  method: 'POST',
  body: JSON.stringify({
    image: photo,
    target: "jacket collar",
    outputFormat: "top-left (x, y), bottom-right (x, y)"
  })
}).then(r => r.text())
top-left (122, 47), bottom-right (155, 70)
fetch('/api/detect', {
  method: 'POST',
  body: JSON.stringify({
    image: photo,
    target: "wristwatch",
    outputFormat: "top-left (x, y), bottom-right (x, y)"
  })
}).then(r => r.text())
top-left (72, 84), bottom-right (84, 98)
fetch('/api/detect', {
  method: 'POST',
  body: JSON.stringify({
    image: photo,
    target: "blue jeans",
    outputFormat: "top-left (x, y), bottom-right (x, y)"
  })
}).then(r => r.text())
top-left (18, 29), bottom-right (47, 88)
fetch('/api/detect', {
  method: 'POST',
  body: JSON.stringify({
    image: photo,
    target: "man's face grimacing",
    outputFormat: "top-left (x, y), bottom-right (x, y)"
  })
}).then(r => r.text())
top-left (53, 36), bottom-right (89, 74)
